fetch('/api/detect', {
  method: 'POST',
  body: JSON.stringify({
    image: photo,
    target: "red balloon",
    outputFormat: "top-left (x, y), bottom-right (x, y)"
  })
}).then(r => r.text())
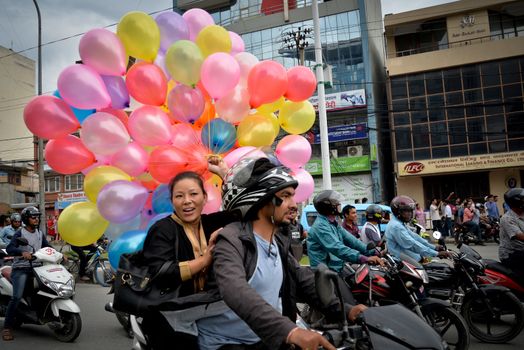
top-left (285, 66), bottom-right (317, 102)
top-left (24, 95), bottom-right (80, 139)
top-left (148, 144), bottom-right (208, 183)
top-left (248, 61), bottom-right (288, 108)
top-left (45, 135), bottom-right (95, 174)
top-left (126, 62), bottom-right (167, 106)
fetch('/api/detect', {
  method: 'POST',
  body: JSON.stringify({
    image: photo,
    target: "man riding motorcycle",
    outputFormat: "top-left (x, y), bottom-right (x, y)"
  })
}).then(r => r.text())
top-left (498, 188), bottom-right (524, 276)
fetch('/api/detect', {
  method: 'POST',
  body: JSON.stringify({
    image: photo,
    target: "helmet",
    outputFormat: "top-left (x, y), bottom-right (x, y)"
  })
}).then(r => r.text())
top-left (390, 195), bottom-right (416, 217)
top-left (222, 157), bottom-right (298, 219)
top-left (475, 203), bottom-right (484, 210)
top-left (21, 206), bottom-right (40, 225)
top-left (10, 213), bottom-right (21, 222)
top-left (365, 204), bottom-right (383, 221)
top-left (313, 190), bottom-right (345, 216)
top-left (504, 188), bottom-right (524, 210)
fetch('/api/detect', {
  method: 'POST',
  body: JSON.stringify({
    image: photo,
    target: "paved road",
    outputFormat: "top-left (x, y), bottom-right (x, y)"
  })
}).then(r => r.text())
top-left (1, 242), bottom-right (522, 349)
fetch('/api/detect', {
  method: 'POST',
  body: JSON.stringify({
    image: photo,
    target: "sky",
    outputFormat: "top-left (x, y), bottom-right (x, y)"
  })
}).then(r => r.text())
top-left (0, 0), bottom-right (456, 94)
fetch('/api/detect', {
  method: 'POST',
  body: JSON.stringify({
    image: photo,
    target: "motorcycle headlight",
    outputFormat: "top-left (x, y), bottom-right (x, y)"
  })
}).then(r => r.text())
top-left (57, 284), bottom-right (74, 298)
top-left (39, 276), bottom-right (75, 298)
top-left (417, 268), bottom-right (430, 284)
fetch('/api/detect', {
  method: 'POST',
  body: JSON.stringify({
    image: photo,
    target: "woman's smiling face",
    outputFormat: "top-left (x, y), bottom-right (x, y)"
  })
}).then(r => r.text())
top-left (172, 178), bottom-right (207, 224)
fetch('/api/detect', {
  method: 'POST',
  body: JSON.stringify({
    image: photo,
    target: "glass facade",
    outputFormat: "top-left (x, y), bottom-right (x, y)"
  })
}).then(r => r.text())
top-left (390, 56), bottom-right (524, 162)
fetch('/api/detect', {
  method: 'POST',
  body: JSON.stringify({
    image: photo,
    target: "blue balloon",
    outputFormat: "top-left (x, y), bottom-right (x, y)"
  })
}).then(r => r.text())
top-left (201, 119), bottom-right (236, 154)
top-left (152, 184), bottom-right (173, 214)
top-left (146, 212), bottom-right (171, 233)
top-left (108, 229), bottom-right (147, 269)
top-left (53, 90), bottom-right (95, 124)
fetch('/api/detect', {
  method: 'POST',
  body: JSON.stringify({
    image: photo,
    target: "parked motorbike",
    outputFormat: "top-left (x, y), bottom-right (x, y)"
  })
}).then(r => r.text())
top-left (480, 218), bottom-right (500, 243)
top-left (478, 258), bottom-right (524, 301)
top-left (424, 236), bottom-right (524, 343)
top-left (0, 241), bottom-right (82, 342)
top-left (344, 253), bottom-right (469, 350)
top-left (453, 223), bottom-right (480, 245)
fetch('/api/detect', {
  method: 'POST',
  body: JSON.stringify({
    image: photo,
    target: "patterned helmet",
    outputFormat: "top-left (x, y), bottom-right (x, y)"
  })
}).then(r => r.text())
top-left (10, 213), bottom-right (21, 222)
top-left (390, 195), bottom-right (416, 217)
top-left (21, 206), bottom-right (40, 225)
top-left (222, 157), bottom-right (298, 219)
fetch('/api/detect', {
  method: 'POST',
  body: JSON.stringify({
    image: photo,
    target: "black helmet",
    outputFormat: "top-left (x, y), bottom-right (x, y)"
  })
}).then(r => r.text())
top-left (390, 195), bottom-right (416, 217)
top-left (21, 206), bottom-right (40, 225)
top-left (222, 157), bottom-right (298, 219)
top-left (313, 190), bottom-right (344, 216)
top-left (366, 204), bottom-right (383, 221)
top-left (504, 188), bottom-right (524, 210)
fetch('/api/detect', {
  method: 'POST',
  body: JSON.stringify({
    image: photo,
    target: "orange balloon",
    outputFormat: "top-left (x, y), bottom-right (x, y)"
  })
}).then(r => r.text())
top-left (193, 99), bottom-right (216, 129)
top-left (148, 144), bottom-right (208, 183)
top-left (136, 172), bottom-right (160, 191)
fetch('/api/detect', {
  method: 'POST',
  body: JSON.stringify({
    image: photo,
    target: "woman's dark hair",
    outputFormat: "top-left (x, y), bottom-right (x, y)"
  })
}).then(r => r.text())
top-left (342, 204), bottom-right (355, 216)
top-left (168, 171), bottom-right (206, 199)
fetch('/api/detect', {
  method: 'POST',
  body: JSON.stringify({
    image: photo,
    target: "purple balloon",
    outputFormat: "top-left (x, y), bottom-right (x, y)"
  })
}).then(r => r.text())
top-left (155, 12), bottom-right (190, 52)
top-left (167, 85), bottom-right (205, 123)
top-left (102, 75), bottom-right (130, 109)
top-left (97, 180), bottom-right (149, 223)
top-left (182, 8), bottom-right (214, 41)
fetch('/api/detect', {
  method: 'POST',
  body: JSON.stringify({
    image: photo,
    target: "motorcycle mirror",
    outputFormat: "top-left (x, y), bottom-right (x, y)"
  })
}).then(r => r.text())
top-left (366, 242), bottom-right (376, 250)
top-left (16, 237), bottom-right (29, 246)
top-left (432, 231), bottom-right (442, 240)
top-left (314, 263), bottom-right (339, 308)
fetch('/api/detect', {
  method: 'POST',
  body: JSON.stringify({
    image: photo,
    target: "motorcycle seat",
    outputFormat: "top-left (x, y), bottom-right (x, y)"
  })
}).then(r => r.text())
top-left (0, 266), bottom-right (12, 282)
top-left (483, 259), bottom-right (522, 280)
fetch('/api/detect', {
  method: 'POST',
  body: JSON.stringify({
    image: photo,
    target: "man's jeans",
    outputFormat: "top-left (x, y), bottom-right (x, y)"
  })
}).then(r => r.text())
top-left (4, 268), bottom-right (31, 329)
top-left (463, 221), bottom-right (482, 241)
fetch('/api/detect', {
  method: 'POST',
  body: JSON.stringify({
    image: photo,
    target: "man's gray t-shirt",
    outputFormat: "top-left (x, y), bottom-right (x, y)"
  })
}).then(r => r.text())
top-left (499, 210), bottom-right (524, 260)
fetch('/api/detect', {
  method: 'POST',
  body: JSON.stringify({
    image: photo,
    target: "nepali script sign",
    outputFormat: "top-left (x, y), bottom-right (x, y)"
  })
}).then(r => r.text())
top-left (309, 89), bottom-right (366, 112)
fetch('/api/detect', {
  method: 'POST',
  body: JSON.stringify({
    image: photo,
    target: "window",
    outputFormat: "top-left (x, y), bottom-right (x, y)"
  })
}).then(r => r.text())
top-left (501, 59), bottom-right (520, 84)
top-left (428, 95), bottom-right (445, 122)
top-left (467, 118), bottom-right (486, 142)
top-left (481, 62), bottom-right (500, 87)
top-left (394, 113), bottom-right (410, 126)
top-left (395, 127), bottom-right (412, 150)
top-left (45, 177), bottom-right (60, 193)
top-left (65, 174), bottom-right (84, 191)
top-left (410, 97), bottom-right (427, 123)
top-left (432, 146), bottom-right (450, 159)
top-left (448, 120), bottom-right (467, 144)
top-left (414, 148), bottom-right (431, 160)
top-left (486, 115), bottom-right (506, 141)
top-left (462, 66), bottom-right (481, 90)
top-left (408, 74), bottom-right (425, 97)
top-left (469, 142), bottom-right (487, 155)
top-left (450, 145), bottom-right (468, 157)
top-left (464, 89), bottom-right (482, 104)
top-left (444, 69), bottom-right (461, 91)
top-left (483, 86), bottom-right (502, 101)
top-left (430, 122), bottom-right (448, 146)
top-left (397, 150), bottom-right (413, 161)
top-left (412, 124), bottom-right (429, 148)
top-left (7, 173), bottom-right (21, 185)
top-left (425, 71), bottom-right (443, 94)
top-left (391, 77), bottom-right (407, 99)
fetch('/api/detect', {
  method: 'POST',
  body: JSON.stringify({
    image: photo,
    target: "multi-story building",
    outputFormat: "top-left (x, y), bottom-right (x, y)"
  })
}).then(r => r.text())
top-left (0, 45), bottom-right (39, 214)
top-left (385, 0), bottom-right (524, 209)
top-left (180, 0), bottom-right (391, 203)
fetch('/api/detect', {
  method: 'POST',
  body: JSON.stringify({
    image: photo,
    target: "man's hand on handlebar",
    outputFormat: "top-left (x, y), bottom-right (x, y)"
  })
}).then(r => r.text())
top-left (348, 304), bottom-right (367, 323)
top-left (287, 328), bottom-right (336, 350)
top-left (22, 251), bottom-right (32, 260)
top-left (437, 250), bottom-right (452, 259)
top-left (367, 256), bottom-right (385, 266)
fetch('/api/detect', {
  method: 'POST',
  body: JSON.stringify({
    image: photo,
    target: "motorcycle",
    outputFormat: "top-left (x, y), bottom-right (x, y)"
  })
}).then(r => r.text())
top-left (303, 263), bottom-right (448, 349)
top-left (453, 223), bottom-right (480, 246)
top-left (480, 218), bottom-right (500, 243)
top-left (478, 258), bottom-right (524, 301)
top-left (424, 234), bottom-right (524, 343)
top-left (343, 253), bottom-right (469, 350)
top-left (0, 241), bottom-right (82, 342)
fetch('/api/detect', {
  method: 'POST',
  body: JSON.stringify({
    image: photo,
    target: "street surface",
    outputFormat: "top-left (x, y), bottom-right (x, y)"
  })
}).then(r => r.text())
top-left (1, 242), bottom-right (523, 349)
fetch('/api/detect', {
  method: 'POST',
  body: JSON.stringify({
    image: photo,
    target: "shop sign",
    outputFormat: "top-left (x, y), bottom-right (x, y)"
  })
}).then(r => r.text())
top-left (305, 155), bottom-right (370, 175)
top-left (307, 123), bottom-right (368, 144)
top-left (57, 191), bottom-right (86, 202)
top-left (312, 174), bottom-right (373, 204)
top-left (397, 151), bottom-right (524, 176)
top-left (309, 89), bottom-right (366, 112)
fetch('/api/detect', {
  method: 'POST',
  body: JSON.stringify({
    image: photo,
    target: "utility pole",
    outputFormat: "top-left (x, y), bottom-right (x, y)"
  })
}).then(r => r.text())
top-left (281, 26), bottom-right (312, 66)
top-left (32, 0), bottom-right (46, 233)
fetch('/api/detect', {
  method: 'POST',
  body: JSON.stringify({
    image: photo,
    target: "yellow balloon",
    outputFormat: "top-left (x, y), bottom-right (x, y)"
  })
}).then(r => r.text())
top-left (263, 112), bottom-right (280, 139)
top-left (84, 166), bottom-right (131, 203)
top-left (237, 113), bottom-right (277, 147)
top-left (117, 11), bottom-right (160, 62)
top-left (165, 40), bottom-right (203, 87)
top-left (256, 97), bottom-right (285, 115)
top-left (195, 25), bottom-right (232, 58)
top-left (58, 202), bottom-right (109, 246)
top-left (279, 100), bottom-right (316, 134)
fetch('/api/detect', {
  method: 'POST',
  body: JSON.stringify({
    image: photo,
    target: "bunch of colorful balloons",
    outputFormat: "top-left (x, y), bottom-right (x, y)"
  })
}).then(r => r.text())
top-left (23, 8), bottom-right (317, 265)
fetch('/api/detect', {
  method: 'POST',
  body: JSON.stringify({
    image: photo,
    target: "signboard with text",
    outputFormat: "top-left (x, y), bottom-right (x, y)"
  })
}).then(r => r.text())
top-left (309, 89), bottom-right (366, 112)
top-left (305, 155), bottom-right (371, 175)
top-left (397, 151), bottom-right (524, 176)
top-left (56, 191), bottom-right (87, 210)
top-left (307, 123), bottom-right (368, 144)
top-left (312, 174), bottom-right (373, 204)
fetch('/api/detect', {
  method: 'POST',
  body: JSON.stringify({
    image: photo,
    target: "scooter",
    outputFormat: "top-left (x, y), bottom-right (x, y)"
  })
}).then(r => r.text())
top-left (0, 241), bottom-right (82, 342)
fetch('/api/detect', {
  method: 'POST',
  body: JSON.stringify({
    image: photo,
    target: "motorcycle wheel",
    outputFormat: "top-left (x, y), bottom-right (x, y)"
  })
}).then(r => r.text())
top-left (423, 305), bottom-right (470, 350)
top-left (462, 290), bottom-right (524, 343)
top-left (93, 260), bottom-right (113, 287)
top-left (51, 311), bottom-right (82, 342)
top-left (115, 311), bottom-right (134, 338)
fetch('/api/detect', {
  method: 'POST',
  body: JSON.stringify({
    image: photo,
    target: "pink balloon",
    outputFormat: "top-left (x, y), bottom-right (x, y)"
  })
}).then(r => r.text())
top-left (126, 62), bottom-right (167, 106)
top-left (167, 85), bottom-right (205, 123)
top-left (182, 8), bottom-right (214, 41)
top-left (80, 112), bottom-right (130, 156)
top-left (45, 135), bottom-right (95, 174)
top-left (229, 31), bottom-right (245, 55)
top-left (248, 61), bottom-right (288, 108)
top-left (285, 66), bottom-right (317, 102)
top-left (57, 64), bottom-right (111, 110)
top-left (223, 146), bottom-right (256, 168)
top-left (275, 135), bottom-right (312, 170)
top-left (235, 52), bottom-right (259, 88)
top-left (202, 181), bottom-right (222, 214)
top-left (292, 168), bottom-right (315, 203)
top-left (128, 106), bottom-right (173, 146)
top-left (23, 95), bottom-right (80, 139)
top-left (201, 53), bottom-right (240, 100)
top-left (111, 142), bottom-right (149, 177)
top-left (79, 28), bottom-right (127, 76)
top-left (97, 180), bottom-right (149, 223)
top-left (171, 123), bottom-right (201, 146)
top-left (215, 86), bottom-right (250, 124)
top-left (98, 108), bottom-right (129, 130)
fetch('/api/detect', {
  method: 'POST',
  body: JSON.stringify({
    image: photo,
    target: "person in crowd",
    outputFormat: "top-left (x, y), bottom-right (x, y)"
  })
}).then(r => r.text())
top-left (341, 204), bottom-right (360, 239)
top-left (414, 203), bottom-right (426, 229)
top-left (354, 198), bottom-right (360, 204)
top-left (198, 158), bottom-right (366, 350)
top-left (0, 214), bottom-right (9, 229)
top-left (360, 204), bottom-right (383, 246)
top-left (361, 197), bottom-right (368, 204)
top-left (429, 198), bottom-right (442, 233)
top-left (385, 196), bottom-right (451, 263)
top-left (46, 216), bottom-right (56, 242)
top-left (442, 199), bottom-right (453, 237)
top-left (478, 204), bottom-right (493, 233)
top-left (70, 243), bottom-right (98, 282)
top-left (2, 206), bottom-right (49, 341)
top-left (139, 157), bottom-right (237, 350)
top-left (454, 198), bottom-right (464, 225)
top-left (288, 208), bottom-right (306, 260)
top-left (485, 194), bottom-right (500, 220)
top-left (1, 213), bottom-right (22, 246)
top-left (463, 199), bottom-right (484, 245)
top-left (498, 188), bottom-right (524, 277)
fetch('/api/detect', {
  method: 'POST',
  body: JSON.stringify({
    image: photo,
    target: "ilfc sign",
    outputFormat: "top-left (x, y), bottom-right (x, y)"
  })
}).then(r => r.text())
top-left (397, 151), bottom-right (524, 176)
